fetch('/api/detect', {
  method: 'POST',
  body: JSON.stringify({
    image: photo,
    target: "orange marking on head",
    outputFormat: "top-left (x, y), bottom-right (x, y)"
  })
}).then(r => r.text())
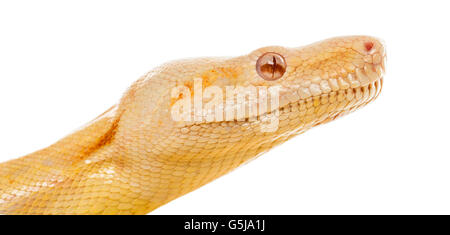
top-left (201, 67), bottom-right (242, 86)
top-left (201, 69), bottom-right (219, 87)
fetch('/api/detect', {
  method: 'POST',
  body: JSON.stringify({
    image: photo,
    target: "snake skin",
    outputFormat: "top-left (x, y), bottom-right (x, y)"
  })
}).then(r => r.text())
top-left (0, 36), bottom-right (386, 214)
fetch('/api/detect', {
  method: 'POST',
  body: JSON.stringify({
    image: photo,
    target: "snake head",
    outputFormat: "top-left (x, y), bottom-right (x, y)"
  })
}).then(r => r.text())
top-left (114, 36), bottom-right (386, 161)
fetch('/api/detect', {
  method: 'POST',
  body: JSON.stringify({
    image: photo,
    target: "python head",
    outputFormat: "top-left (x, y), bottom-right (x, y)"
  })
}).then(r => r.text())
top-left (114, 36), bottom-right (386, 162)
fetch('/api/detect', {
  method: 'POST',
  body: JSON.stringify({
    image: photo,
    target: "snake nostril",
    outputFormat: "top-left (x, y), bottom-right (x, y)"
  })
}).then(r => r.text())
top-left (364, 42), bottom-right (374, 52)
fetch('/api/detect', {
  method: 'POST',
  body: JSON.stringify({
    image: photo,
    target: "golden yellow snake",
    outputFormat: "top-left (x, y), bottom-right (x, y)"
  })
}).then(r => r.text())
top-left (0, 36), bottom-right (386, 215)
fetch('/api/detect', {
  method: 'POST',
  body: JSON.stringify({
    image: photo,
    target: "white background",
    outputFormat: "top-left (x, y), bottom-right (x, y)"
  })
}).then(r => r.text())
top-left (0, 1), bottom-right (449, 215)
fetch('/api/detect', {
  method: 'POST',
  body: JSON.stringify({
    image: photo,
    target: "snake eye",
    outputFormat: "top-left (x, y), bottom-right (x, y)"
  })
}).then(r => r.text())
top-left (256, 52), bottom-right (286, 81)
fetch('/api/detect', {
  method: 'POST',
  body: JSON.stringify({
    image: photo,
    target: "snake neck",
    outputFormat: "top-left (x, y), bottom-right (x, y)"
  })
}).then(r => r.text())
top-left (0, 106), bottom-right (135, 214)
top-left (0, 103), bottom-right (231, 214)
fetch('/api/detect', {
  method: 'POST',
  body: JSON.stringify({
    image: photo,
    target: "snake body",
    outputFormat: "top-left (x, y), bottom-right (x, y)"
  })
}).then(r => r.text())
top-left (0, 36), bottom-right (386, 214)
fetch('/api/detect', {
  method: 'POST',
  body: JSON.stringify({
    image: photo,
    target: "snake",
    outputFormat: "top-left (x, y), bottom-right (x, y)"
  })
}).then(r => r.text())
top-left (0, 36), bottom-right (386, 215)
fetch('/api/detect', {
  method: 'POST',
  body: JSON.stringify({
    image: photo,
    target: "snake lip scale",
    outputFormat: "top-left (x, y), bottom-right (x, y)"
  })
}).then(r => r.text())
top-left (0, 35), bottom-right (386, 215)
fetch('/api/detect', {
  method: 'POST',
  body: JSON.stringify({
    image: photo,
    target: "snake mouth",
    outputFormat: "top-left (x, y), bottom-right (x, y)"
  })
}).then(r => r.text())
top-left (275, 51), bottom-right (386, 129)
top-left (271, 77), bottom-right (383, 133)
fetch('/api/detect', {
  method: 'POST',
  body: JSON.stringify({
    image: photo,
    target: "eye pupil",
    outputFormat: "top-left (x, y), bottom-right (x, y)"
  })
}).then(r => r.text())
top-left (256, 52), bottom-right (286, 81)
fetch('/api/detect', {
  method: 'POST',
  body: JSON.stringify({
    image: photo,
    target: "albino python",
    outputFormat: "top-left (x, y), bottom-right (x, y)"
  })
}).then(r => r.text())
top-left (0, 36), bottom-right (386, 215)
